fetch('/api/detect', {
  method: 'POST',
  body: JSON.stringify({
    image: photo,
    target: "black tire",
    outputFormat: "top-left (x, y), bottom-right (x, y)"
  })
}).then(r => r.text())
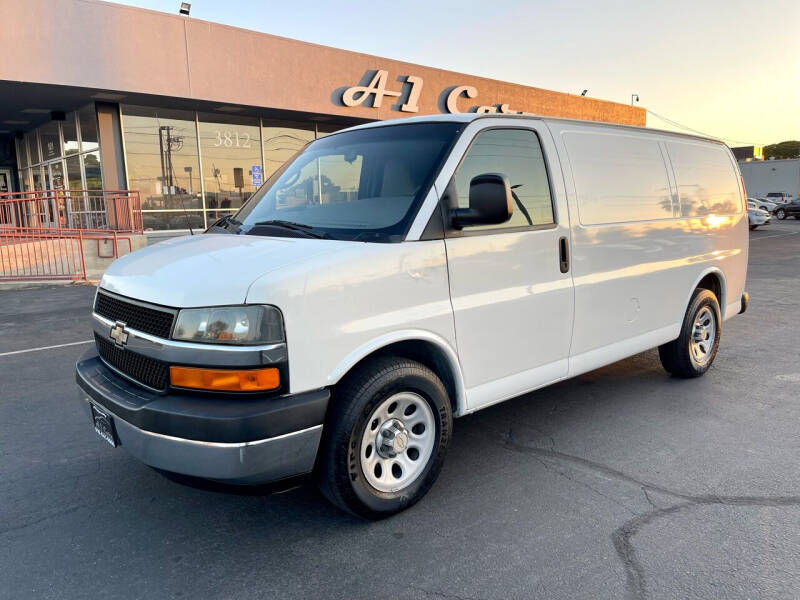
top-left (316, 356), bottom-right (452, 519)
top-left (749, 225), bottom-right (757, 230)
top-left (776, 208), bottom-right (786, 220)
top-left (658, 288), bottom-right (722, 378)
top-left (795, 215), bottom-right (800, 220)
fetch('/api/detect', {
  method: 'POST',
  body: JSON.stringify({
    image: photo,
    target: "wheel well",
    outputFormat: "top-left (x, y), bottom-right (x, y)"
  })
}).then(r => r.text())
top-left (352, 340), bottom-right (460, 416)
top-left (696, 272), bottom-right (724, 307)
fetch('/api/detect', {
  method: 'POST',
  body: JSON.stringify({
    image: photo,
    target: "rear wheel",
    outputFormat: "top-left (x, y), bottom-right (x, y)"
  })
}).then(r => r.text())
top-left (659, 288), bottom-right (721, 378)
top-left (316, 356), bottom-right (452, 519)
top-left (776, 208), bottom-right (786, 220)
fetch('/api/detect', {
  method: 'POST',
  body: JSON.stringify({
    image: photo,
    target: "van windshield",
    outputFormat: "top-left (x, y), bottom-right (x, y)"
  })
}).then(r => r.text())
top-left (231, 122), bottom-right (462, 241)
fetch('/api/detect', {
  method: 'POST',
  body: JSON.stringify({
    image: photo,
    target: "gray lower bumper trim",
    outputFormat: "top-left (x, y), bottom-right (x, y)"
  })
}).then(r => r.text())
top-left (82, 399), bottom-right (323, 484)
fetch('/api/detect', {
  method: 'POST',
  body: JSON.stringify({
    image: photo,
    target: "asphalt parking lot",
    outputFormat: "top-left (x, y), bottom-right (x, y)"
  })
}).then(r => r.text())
top-left (1, 221), bottom-right (799, 600)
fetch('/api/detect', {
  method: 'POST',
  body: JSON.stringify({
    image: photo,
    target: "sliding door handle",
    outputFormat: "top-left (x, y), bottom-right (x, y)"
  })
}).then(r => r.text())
top-left (559, 236), bottom-right (570, 273)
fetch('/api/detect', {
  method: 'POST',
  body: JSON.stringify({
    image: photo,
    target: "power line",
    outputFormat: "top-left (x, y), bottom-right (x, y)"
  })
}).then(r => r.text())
top-left (646, 109), bottom-right (767, 147)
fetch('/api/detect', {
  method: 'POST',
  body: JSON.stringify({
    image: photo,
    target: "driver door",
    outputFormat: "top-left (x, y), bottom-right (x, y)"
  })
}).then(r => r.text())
top-left (444, 125), bottom-right (574, 411)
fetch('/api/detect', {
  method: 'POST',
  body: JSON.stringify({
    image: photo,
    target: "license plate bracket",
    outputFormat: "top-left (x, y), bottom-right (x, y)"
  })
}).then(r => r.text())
top-left (90, 403), bottom-right (118, 447)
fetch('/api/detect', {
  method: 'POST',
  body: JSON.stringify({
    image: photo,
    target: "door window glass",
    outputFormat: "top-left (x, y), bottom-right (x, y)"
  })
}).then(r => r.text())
top-left (454, 128), bottom-right (554, 231)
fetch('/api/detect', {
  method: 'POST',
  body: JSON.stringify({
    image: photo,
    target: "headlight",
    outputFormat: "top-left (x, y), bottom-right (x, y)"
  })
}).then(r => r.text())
top-left (172, 305), bottom-right (284, 345)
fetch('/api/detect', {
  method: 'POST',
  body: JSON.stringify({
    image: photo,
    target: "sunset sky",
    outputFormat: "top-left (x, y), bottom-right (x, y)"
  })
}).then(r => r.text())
top-left (116, 0), bottom-right (799, 146)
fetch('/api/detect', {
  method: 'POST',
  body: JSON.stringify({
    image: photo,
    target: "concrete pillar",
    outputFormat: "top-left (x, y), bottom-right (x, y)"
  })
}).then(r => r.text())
top-left (96, 102), bottom-right (126, 190)
top-left (96, 102), bottom-right (128, 228)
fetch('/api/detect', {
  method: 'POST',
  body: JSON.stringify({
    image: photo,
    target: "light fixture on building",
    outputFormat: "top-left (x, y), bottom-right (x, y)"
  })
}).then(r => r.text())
top-left (631, 94), bottom-right (640, 105)
top-left (580, 90), bottom-right (588, 96)
top-left (179, 2), bottom-right (191, 15)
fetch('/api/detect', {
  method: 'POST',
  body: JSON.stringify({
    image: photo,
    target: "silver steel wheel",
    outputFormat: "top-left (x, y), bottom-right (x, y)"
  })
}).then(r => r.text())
top-left (690, 306), bottom-right (716, 365)
top-left (360, 391), bottom-right (436, 493)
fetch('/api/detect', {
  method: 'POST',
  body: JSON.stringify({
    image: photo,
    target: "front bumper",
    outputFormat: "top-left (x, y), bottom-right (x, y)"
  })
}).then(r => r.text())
top-left (76, 348), bottom-right (329, 484)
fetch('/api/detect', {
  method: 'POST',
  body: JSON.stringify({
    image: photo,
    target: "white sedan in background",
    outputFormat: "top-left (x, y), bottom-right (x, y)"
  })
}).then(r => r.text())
top-left (747, 201), bottom-right (771, 230)
top-left (749, 197), bottom-right (777, 213)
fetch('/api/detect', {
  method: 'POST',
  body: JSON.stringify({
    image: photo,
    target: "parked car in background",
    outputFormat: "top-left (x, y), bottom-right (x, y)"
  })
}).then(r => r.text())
top-left (775, 199), bottom-right (800, 220)
top-left (765, 192), bottom-right (793, 205)
top-left (750, 197), bottom-right (777, 213)
top-left (747, 201), bottom-right (771, 229)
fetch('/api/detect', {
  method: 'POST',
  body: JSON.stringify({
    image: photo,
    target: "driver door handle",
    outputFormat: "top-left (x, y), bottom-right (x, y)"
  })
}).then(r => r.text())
top-left (559, 236), bottom-right (570, 273)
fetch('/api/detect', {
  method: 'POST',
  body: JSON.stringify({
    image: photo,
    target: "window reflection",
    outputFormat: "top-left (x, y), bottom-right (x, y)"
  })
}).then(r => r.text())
top-left (66, 155), bottom-right (82, 191)
top-left (63, 113), bottom-right (80, 156)
top-left (197, 113), bottom-right (260, 220)
top-left (78, 105), bottom-right (99, 152)
top-left (16, 138), bottom-right (29, 169)
top-left (84, 151), bottom-right (102, 190)
top-left (261, 120), bottom-right (314, 178)
top-left (39, 121), bottom-right (61, 162)
top-left (121, 105), bottom-right (201, 230)
top-left (26, 131), bottom-right (40, 165)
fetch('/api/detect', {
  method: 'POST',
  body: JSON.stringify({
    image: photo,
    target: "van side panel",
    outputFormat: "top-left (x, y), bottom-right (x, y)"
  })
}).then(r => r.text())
top-left (548, 121), bottom-right (747, 377)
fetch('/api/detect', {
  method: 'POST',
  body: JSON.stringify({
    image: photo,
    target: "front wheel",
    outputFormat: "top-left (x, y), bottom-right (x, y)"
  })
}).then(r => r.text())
top-left (659, 288), bottom-right (721, 378)
top-left (316, 356), bottom-right (452, 519)
top-left (776, 208), bottom-right (786, 220)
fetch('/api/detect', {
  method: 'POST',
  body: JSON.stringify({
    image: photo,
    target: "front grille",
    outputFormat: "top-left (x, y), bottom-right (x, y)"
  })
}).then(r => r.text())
top-left (95, 290), bottom-right (175, 339)
top-left (95, 333), bottom-right (169, 391)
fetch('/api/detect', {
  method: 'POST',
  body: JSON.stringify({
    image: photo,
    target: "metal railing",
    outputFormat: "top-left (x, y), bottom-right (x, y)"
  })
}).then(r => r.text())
top-left (0, 190), bottom-right (143, 281)
top-left (0, 190), bottom-right (142, 233)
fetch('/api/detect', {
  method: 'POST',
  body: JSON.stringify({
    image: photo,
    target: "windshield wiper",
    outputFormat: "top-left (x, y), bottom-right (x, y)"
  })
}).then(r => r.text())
top-left (207, 214), bottom-right (243, 233)
top-left (250, 220), bottom-right (330, 239)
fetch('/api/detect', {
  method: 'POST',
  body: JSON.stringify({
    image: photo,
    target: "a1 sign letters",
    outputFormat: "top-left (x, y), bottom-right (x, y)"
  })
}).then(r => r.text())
top-left (340, 70), bottom-right (523, 115)
top-left (342, 70), bottom-right (423, 113)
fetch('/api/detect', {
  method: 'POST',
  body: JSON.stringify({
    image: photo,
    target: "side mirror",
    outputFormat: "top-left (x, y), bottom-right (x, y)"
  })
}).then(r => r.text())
top-left (450, 173), bottom-right (513, 229)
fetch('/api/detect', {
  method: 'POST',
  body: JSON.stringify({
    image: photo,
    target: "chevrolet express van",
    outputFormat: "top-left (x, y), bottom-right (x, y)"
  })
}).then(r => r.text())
top-left (77, 114), bottom-right (749, 518)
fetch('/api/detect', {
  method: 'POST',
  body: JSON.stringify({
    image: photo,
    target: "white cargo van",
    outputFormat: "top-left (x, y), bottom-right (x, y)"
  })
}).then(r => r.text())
top-left (77, 114), bottom-right (749, 518)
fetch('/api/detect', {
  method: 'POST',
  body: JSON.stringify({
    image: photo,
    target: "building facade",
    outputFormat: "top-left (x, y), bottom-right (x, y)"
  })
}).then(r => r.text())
top-left (2, 0), bottom-right (645, 230)
top-left (739, 158), bottom-right (800, 200)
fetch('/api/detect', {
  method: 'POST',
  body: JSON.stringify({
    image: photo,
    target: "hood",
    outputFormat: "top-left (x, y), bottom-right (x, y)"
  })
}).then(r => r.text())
top-left (100, 234), bottom-right (345, 307)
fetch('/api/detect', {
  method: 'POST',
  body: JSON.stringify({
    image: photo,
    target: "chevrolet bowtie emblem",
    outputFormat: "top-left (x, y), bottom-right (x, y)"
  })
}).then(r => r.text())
top-left (109, 321), bottom-right (129, 348)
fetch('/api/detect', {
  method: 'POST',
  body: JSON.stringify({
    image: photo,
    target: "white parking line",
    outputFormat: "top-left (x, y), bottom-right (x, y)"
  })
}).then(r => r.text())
top-left (751, 231), bottom-right (799, 241)
top-left (0, 340), bottom-right (93, 357)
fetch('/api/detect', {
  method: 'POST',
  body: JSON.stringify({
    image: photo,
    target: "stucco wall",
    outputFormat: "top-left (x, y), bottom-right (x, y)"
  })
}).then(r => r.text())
top-left (2, 0), bottom-right (645, 126)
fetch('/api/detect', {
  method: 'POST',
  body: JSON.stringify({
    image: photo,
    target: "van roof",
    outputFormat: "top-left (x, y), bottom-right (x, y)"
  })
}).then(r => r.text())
top-left (341, 113), bottom-right (724, 146)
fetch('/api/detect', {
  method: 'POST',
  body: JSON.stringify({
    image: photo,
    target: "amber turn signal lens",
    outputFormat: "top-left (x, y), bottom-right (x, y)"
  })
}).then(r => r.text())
top-left (170, 366), bottom-right (280, 392)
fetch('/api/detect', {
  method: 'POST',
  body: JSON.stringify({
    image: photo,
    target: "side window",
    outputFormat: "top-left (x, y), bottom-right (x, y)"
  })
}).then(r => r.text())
top-left (454, 128), bottom-right (554, 231)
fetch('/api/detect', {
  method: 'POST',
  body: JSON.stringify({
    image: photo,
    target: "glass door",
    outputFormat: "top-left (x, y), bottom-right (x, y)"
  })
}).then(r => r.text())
top-left (40, 160), bottom-right (66, 227)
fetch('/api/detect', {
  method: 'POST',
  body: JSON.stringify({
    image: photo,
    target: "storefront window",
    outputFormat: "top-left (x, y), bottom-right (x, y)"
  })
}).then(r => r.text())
top-left (39, 121), bottom-right (61, 162)
top-left (261, 120), bottom-right (314, 179)
top-left (83, 151), bottom-right (103, 190)
top-left (66, 155), bottom-right (82, 191)
top-left (121, 105), bottom-right (201, 230)
top-left (26, 131), bottom-right (40, 165)
top-left (197, 113), bottom-right (260, 219)
top-left (78, 105), bottom-right (99, 152)
top-left (63, 112), bottom-right (80, 156)
top-left (32, 167), bottom-right (43, 191)
top-left (16, 138), bottom-right (29, 169)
